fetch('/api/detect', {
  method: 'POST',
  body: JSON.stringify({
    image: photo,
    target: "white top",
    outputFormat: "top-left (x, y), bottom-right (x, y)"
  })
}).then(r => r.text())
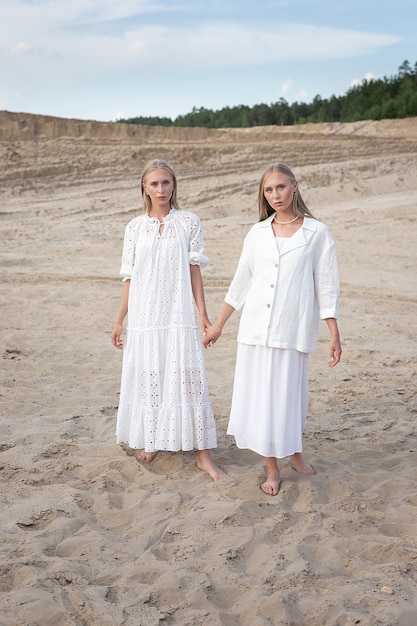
top-left (120, 208), bottom-right (209, 330)
top-left (225, 215), bottom-right (340, 353)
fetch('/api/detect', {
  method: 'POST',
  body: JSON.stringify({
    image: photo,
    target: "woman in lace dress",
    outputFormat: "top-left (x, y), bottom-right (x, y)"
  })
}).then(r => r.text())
top-left (204, 162), bottom-right (341, 494)
top-left (111, 159), bottom-right (220, 481)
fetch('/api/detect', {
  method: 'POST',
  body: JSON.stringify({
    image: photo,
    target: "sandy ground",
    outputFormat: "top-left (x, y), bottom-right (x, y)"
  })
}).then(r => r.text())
top-left (1, 111), bottom-right (417, 625)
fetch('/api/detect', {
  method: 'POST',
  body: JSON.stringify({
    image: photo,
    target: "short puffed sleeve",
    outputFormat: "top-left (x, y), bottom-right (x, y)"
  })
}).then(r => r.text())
top-left (188, 213), bottom-right (209, 268)
top-left (119, 218), bottom-right (139, 280)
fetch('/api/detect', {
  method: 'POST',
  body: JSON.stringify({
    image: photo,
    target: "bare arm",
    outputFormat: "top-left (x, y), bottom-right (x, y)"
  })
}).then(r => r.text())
top-left (111, 279), bottom-right (130, 349)
top-left (203, 302), bottom-right (235, 348)
top-left (325, 317), bottom-right (342, 367)
top-left (190, 265), bottom-right (211, 334)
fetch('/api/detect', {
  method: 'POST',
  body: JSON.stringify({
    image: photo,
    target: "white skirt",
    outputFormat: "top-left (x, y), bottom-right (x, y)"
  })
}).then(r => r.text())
top-left (227, 343), bottom-right (309, 458)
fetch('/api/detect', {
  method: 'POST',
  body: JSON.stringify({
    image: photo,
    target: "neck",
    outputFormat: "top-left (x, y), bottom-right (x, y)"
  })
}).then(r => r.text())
top-left (273, 212), bottom-right (299, 225)
top-left (149, 205), bottom-right (171, 219)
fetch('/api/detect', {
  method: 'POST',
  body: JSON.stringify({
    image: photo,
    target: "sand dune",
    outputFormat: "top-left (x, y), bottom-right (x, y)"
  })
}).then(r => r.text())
top-left (1, 110), bottom-right (417, 625)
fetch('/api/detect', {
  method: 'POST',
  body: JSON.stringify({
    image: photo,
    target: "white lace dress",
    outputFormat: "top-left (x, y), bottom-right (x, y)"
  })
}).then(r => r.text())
top-left (115, 208), bottom-right (217, 452)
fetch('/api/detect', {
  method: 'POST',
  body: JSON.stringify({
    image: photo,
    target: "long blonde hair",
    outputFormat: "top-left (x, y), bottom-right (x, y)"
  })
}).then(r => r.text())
top-left (257, 162), bottom-right (316, 222)
top-left (140, 159), bottom-right (181, 213)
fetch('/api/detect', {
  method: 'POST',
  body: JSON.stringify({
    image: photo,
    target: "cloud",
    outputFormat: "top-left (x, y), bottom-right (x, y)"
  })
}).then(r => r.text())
top-left (0, 0), bottom-right (402, 74)
top-left (10, 42), bottom-right (33, 55)
top-left (279, 79), bottom-right (309, 103)
top-left (281, 80), bottom-right (293, 95)
top-left (350, 72), bottom-right (378, 87)
top-left (119, 23), bottom-right (401, 70)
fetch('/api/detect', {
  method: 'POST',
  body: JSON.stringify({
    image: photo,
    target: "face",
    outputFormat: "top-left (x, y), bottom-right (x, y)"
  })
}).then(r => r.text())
top-left (263, 171), bottom-right (297, 213)
top-left (143, 167), bottom-right (174, 208)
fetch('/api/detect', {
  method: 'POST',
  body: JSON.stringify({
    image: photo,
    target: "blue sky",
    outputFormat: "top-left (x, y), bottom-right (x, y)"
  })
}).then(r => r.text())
top-left (0, 0), bottom-right (415, 122)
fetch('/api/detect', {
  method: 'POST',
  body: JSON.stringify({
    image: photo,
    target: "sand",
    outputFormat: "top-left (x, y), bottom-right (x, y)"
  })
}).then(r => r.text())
top-left (1, 110), bottom-right (417, 625)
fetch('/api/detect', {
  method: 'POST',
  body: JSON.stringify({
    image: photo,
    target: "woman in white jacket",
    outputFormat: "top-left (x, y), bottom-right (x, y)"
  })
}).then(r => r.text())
top-left (204, 162), bottom-right (341, 495)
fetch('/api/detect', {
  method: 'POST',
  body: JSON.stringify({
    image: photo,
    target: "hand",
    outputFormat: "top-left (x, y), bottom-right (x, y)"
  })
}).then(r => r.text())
top-left (328, 337), bottom-right (342, 367)
top-left (111, 324), bottom-right (124, 350)
top-left (200, 315), bottom-right (212, 335)
top-left (203, 324), bottom-right (222, 348)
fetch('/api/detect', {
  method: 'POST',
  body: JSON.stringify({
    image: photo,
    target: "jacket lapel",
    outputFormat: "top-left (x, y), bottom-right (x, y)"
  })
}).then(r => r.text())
top-left (276, 217), bottom-right (317, 256)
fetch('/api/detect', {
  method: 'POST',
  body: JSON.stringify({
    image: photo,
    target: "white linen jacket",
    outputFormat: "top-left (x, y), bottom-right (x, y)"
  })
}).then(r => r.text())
top-left (225, 215), bottom-right (340, 353)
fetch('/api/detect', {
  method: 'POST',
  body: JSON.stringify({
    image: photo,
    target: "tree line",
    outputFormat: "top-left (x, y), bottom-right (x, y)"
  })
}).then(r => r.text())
top-left (117, 60), bottom-right (417, 128)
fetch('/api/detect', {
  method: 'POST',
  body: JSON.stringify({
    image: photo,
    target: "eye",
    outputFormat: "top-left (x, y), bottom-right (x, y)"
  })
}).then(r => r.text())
top-left (264, 187), bottom-right (272, 193)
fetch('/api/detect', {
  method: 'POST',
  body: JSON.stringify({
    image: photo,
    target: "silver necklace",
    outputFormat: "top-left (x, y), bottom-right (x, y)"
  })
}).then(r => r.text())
top-left (273, 214), bottom-right (300, 225)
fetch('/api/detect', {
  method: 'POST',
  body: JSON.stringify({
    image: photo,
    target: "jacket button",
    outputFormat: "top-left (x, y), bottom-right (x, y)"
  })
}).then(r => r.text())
top-left (267, 304), bottom-right (271, 308)
top-left (270, 284), bottom-right (274, 288)
top-left (275, 263), bottom-right (279, 267)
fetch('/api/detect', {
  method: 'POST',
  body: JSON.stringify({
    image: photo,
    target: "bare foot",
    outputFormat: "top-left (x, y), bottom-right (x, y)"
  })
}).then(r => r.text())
top-left (260, 476), bottom-right (281, 496)
top-left (290, 452), bottom-right (316, 474)
top-left (261, 456), bottom-right (281, 495)
top-left (135, 449), bottom-right (159, 464)
top-left (197, 450), bottom-right (224, 481)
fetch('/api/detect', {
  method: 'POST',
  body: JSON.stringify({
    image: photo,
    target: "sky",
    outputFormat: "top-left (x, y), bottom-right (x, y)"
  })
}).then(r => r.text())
top-left (0, 0), bottom-right (415, 122)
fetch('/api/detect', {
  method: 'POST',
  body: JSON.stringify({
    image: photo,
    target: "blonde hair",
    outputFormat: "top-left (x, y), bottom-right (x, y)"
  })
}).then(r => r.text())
top-left (257, 162), bottom-right (316, 222)
top-left (140, 159), bottom-right (181, 213)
